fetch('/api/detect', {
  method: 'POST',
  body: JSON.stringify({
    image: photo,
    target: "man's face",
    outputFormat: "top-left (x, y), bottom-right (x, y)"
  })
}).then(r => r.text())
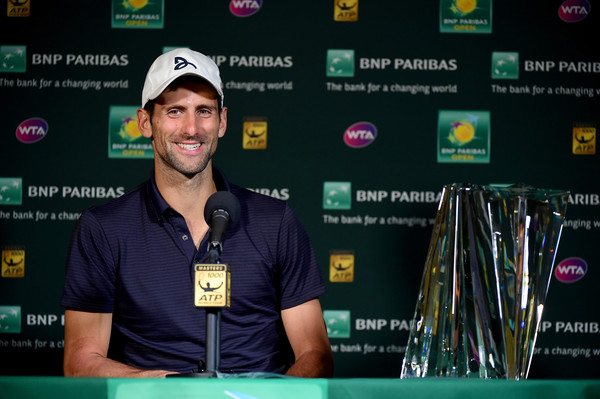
top-left (138, 80), bottom-right (227, 178)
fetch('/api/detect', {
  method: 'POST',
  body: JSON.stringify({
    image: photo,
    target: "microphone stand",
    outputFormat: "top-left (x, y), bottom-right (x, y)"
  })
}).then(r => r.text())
top-left (203, 245), bottom-right (222, 376)
top-left (168, 244), bottom-right (223, 378)
top-left (169, 191), bottom-right (240, 379)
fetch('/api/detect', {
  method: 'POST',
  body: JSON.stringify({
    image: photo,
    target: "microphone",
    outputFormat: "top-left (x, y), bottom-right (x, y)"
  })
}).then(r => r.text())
top-left (204, 191), bottom-right (241, 254)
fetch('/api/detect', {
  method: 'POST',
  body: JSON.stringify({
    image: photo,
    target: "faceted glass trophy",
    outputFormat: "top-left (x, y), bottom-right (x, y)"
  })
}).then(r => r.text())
top-left (400, 183), bottom-right (569, 380)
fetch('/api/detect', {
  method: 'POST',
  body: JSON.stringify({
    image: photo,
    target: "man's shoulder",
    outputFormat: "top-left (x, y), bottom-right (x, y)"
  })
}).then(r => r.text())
top-left (231, 185), bottom-right (287, 212)
top-left (84, 181), bottom-right (148, 219)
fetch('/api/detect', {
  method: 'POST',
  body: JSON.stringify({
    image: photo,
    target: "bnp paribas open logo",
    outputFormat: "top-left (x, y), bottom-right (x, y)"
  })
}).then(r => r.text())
top-left (111, 0), bottom-right (164, 29)
top-left (491, 52), bottom-right (519, 79)
top-left (437, 110), bottom-right (490, 164)
top-left (324, 310), bottom-right (351, 338)
top-left (0, 45), bottom-right (26, 73)
top-left (323, 182), bottom-right (352, 210)
top-left (0, 306), bottom-right (21, 333)
top-left (108, 106), bottom-right (153, 159)
top-left (440, 0), bottom-right (493, 34)
top-left (0, 177), bottom-right (23, 205)
top-left (326, 49), bottom-right (355, 77)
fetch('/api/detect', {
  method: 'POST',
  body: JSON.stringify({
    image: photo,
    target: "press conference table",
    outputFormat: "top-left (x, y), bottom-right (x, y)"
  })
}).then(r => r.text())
top-left (1, 377), bottom-right (599, 399)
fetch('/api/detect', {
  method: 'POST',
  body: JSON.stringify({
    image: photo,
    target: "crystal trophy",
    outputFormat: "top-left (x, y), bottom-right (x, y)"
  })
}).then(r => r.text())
top-left (400, 183), bottom-right (569, 380)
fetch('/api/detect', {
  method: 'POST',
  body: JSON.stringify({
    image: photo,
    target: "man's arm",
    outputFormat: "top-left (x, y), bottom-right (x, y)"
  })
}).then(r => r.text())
top-left (63, 309), bottom-right (174, 377)
top-left (281, 298), bottom-right (334, 378)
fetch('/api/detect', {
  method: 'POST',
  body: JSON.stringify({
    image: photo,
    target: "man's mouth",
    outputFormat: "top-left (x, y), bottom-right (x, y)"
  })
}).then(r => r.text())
top-left (176, 143), bottom-right (202, 150)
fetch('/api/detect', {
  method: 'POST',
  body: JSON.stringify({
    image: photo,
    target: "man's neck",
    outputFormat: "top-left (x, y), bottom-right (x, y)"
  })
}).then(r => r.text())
top-left (154, 164), bottom-right (217, 248)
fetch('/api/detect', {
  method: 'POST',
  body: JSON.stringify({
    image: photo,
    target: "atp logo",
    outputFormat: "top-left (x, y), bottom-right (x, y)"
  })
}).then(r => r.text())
top-left (572, 124), bottom-right (595, 155)
top-left (243, 119), bottom-right (268, 150)
top-left (8, 0), bottom-right (30, 17)
top-left (330, 250), bottom-right (354, 283)
top-left (174, 56), bottom-right (197, 71)
top-left (334, 0), bottom-right (358, 21)
top-left (2, 248), bottom-right (25, 278)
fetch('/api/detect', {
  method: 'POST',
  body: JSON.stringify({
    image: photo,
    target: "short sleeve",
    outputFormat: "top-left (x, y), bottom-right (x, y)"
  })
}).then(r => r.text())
top-left (61, 209), bottom-right (117, 313)
top-left (277, 204), bottom-right (325, 310)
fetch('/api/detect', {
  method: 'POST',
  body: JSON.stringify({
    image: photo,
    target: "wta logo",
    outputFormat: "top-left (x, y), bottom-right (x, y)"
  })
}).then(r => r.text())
top-left (16, 117), bottom-right (48, 143)
top-left (559, 0), bottom-right (591, 23)
top-left (344, 122), bottom-right (377, 148)
top-left (230, 0), bottom-right (262, 17)
top-left (555, 257), bottom-right (587, 283)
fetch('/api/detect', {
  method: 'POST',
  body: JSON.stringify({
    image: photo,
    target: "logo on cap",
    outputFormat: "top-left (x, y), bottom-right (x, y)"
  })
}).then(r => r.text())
top-left (174, 56), bottom-right (197, 71)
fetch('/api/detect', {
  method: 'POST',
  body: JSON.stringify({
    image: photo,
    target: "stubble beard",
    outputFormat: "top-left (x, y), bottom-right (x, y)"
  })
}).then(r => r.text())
top-left (155, 136), bottom-right (217, 179)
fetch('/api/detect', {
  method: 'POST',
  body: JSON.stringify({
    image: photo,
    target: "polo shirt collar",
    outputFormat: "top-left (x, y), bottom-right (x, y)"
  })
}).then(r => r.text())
top-left (146, 165), bottom-right (232, 224)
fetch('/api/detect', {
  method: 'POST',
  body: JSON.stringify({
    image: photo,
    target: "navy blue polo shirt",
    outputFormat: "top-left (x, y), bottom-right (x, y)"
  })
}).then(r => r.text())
top-left (61, 167), bottom-right (325, 374)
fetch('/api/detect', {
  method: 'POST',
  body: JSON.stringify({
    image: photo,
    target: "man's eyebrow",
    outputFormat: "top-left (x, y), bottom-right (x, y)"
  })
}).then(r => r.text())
top-left (196, 103), bottom-right (218, 111)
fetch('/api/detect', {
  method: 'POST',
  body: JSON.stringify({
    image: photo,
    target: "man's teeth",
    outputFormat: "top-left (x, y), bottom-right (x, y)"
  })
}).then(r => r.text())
top-left (177, 143), bottom-right (201, 150)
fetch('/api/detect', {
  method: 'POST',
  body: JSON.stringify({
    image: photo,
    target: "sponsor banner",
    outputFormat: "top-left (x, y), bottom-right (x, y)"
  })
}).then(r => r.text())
top-left (243, 118), bottom-right (268, 150)
top-left (108, 106), bottom-right (153, 159)
top-left (111, 0), bottom-right (164, 29)
top-left (334, 0), bottom-right (358, 21)
top-left (437, 110), bottom-right (491, 163)
top-left (439, 0), bottom-right (493, 33)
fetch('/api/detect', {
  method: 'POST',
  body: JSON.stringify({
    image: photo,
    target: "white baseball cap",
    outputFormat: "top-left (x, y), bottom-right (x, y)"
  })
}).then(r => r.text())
top-left (141, 48), bottom-right (224, 108)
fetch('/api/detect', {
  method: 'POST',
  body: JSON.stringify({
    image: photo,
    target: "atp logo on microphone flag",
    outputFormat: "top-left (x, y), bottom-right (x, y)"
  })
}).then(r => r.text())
top-left (194, 264), bottom-right (230, 308)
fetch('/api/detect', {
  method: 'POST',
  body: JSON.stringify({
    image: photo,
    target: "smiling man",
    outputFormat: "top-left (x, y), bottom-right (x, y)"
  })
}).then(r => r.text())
top-left (61, 48), bottom-right (333, 378)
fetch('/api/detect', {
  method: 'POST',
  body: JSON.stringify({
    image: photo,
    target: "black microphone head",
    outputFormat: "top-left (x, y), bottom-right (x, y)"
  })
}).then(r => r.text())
top-left (204, 191), bottom-right (241, 228)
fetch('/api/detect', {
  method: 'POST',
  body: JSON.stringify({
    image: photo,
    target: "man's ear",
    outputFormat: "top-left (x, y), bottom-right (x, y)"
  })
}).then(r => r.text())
top-left (137, 108), bottom-right (152, 138)
top-left (218, 107), bottom-right (228, 138)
